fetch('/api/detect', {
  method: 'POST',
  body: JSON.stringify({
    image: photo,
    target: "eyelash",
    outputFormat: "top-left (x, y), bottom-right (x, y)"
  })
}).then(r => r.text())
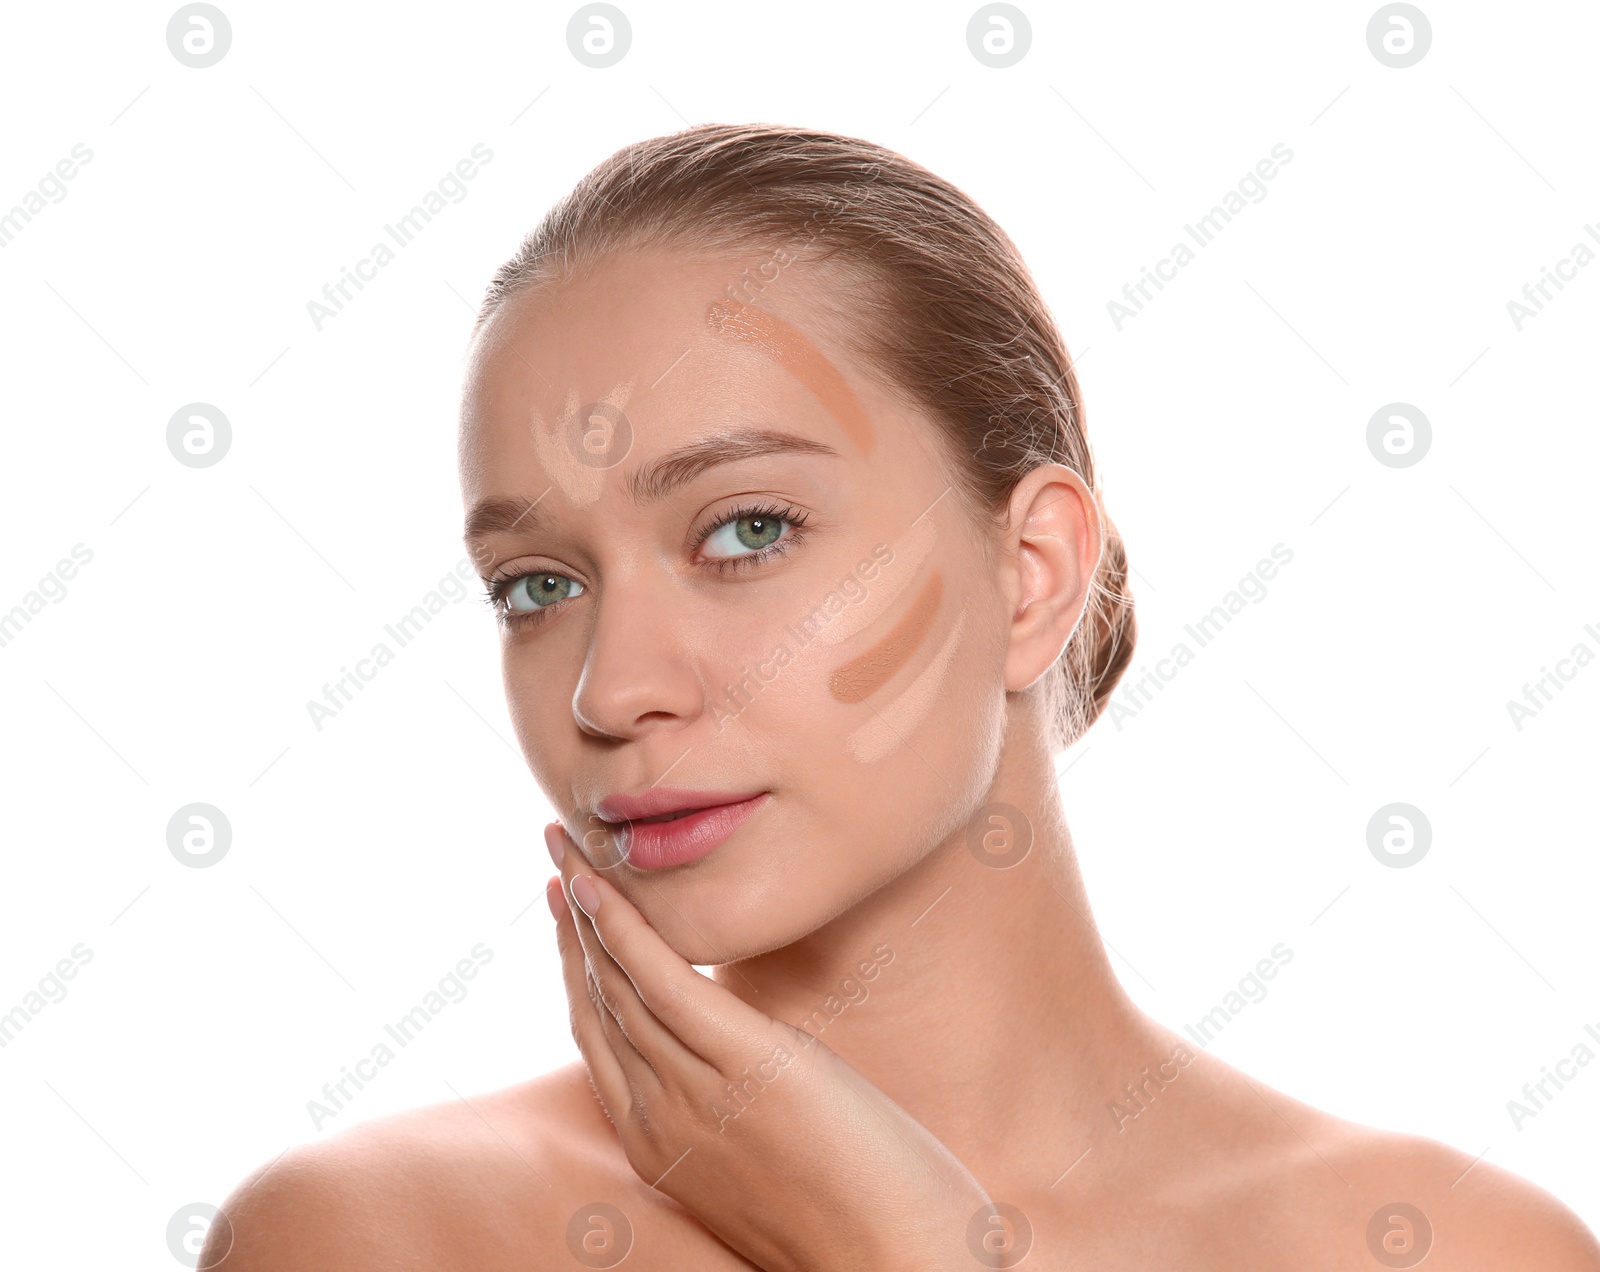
top-left (481, 501), bottom-right (812, 630)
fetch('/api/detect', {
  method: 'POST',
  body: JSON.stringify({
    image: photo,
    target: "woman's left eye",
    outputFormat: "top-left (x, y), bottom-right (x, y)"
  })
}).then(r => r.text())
top-left (696, 504), bottom-right (810, 567)
top-left (701, 510), bottom-right (788, 559)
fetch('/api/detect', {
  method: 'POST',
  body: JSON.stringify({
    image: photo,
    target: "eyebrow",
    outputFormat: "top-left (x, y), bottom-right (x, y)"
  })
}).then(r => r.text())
top-left (462, 426), bottom-right (841, 545)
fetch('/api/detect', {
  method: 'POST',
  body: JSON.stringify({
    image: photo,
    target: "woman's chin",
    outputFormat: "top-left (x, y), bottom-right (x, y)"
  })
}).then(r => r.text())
top-left (635, 894), bottom-right (828, 968)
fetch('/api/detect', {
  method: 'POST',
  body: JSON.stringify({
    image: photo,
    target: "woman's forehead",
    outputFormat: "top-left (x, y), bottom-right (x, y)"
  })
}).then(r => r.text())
top-left (461, 252), bottom-right (886, 472)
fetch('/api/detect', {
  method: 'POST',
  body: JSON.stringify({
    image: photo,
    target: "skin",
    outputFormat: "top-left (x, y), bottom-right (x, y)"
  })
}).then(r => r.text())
top-left (202, 245), bottom-right (1600, 1270)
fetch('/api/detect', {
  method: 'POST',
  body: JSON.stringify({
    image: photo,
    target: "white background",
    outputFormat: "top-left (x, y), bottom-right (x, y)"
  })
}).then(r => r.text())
top-left (1, 0), bottom-right (1596, 1263)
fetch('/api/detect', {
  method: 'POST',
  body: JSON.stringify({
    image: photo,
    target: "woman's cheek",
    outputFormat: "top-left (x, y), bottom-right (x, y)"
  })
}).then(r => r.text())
top-left (696, 618), bottom-right (809, 737)
top-left (705, 518), bottom-right (937, 729)
top-left (501, 643), bottom-right (573, 793)
top-left (833, 601), bottom-right (1005, 854)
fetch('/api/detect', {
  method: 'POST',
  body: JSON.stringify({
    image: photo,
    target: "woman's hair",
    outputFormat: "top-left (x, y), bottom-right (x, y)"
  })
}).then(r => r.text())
top-left (472, 122), bottom-right (1136, 751)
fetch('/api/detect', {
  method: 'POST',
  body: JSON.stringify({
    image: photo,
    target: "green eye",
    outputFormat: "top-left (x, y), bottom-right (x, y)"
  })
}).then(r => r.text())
top-left (701, 512), bottom-right (787, 559)
top-left (504, 573), bottom-right (586, 612)
top-left (487, 501), bottom-right (811, 630)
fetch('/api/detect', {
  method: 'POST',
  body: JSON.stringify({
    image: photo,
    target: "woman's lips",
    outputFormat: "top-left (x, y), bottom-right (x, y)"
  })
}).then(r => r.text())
top-left (611, 793), bottom-right (769, 869)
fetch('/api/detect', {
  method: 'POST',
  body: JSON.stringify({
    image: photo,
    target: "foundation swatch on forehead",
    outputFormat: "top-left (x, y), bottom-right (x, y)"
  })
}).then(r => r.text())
top-left (848, 605), bottom-right (967, 764)
top-left (812, 513), bottom-right (937, 647)
top-left (527, 379), bottom-right (636, 509)
top-left (828, 572), bottom-right (943, 704)
top-left (704, 300), bottom-right (875, 456)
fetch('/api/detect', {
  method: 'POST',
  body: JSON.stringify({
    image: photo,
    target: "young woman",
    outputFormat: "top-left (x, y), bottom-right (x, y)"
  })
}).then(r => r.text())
top-left (207, 124), bottom-right (1600, 1270)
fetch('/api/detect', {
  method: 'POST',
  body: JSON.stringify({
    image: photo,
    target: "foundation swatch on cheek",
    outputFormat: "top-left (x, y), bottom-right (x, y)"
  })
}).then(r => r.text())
top-left (847, 604), bottom-right (967, 764)
top-left (827, 572), bottom-right (943, 704)
top-left (812, 512), bottom-right (937, 647)
top-left (704, 300), bottom-right (875, 456)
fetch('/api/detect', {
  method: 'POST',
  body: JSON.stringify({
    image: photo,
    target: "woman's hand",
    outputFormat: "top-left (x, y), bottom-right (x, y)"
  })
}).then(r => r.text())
top-left (543, 822), bottom-right (1005, 1272)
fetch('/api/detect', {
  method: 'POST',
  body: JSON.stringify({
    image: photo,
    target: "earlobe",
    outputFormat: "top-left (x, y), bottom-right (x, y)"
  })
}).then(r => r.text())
top-left (1001, 466), bottom-right (1103, 693)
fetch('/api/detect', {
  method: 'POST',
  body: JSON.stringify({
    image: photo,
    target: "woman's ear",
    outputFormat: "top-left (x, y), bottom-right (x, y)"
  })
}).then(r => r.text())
top-left (999, 464), bottom-right (1104, 693)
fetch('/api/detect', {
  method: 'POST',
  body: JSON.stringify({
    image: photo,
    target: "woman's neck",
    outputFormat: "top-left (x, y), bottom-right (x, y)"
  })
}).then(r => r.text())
top-left (711, 719), bottom-right (1169, 1187)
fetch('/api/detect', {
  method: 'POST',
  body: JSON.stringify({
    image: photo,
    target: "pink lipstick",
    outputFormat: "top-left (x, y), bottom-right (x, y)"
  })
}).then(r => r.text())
top-left (595, 788), bottom-right (769, 870)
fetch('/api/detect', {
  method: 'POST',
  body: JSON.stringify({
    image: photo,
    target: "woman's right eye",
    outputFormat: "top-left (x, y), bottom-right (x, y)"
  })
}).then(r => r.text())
top-left (493, 572), bottom-right (586, 620)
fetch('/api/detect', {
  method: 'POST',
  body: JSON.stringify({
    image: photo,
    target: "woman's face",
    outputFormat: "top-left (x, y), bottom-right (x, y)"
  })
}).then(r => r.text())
top-left (459, 245), bottom-right (1013, 963)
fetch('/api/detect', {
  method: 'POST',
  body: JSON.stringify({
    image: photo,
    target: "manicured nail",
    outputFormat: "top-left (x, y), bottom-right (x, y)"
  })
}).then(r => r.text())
top-left (571, 874), bottom-right (600, 918)
top-left (545, 823), bottom-right (565, 869)
top-left (546, 876), bottom-right (568, 920)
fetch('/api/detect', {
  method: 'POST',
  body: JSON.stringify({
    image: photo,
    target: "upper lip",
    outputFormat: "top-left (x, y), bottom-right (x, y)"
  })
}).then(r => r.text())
top-left (595, 787), bottom-right (765, 823)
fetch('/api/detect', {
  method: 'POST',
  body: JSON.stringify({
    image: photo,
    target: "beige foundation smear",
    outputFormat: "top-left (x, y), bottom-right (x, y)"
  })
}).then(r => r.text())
top-left (846, 604), bottom-right (968, 764)
top-left (527, 379), bottom-right (638, 511)
top-left (704, 300), bottom-right (876, 456)
top-left (828, 572), bottom-right (943, 703)
top-left (809, 512), bottom-right (938, 647)
top-left (528, 293), bottom-right (873, 511)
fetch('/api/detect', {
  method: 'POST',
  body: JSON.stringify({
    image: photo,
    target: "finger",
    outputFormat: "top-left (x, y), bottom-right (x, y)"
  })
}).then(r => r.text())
top-left (557, 828), bottom-right (715, 1072)
top-left (549, 873), bottom-right (634, 1112)
top-left (555, 826), bottom-right (788, 1068)
top-left (590, 956), bottom-right (661, 1090)
top-left (553, 829), bottom-right (678, 1084)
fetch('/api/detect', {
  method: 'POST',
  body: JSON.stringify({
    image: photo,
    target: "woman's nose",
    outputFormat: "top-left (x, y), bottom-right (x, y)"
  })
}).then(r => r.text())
top-left (569, 589), bottom-right (707, 740)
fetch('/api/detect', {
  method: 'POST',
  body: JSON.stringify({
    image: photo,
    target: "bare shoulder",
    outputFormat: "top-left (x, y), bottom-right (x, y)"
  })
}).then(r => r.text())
top-left (1219, 1079), bottom-right (1600, 1272)
top-left (1316, 1120), bottom-right (1600, 1270)
top-left (1154, 1045), bottom-right (1599, 1270)
top-left (199, 1062), bottom-right (700, 1270)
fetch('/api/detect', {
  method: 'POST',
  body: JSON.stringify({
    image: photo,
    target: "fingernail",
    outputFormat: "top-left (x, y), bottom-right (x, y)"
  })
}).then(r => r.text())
top-left (545, 823), bottom-right (565, 869)
top-left (571, 874), bottom-right (600, 918)
top-left (546, 876), bottom-right (568, 920)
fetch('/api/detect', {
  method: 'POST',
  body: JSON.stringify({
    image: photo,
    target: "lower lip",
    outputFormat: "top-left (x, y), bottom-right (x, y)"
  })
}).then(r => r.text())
top-left (617, 793), bottom-right (769, 870)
